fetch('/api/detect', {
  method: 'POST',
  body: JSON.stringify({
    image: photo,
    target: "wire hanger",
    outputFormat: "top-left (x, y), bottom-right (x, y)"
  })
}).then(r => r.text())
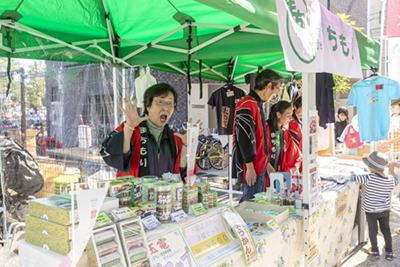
top-left (364, 67), bottom-right (379, 80)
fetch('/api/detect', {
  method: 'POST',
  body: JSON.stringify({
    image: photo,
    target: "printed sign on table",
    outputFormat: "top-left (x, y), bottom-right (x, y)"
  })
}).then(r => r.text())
top-left (171, 210), bottom-right (191, 224)
top-left (189, 203), bottom-right (208, 217)
top-left (111, 207), bottom-right (136, 221)
top-left (148, 228), bottom-right (197, 267)
top-left (307, 211), bottom-right (319, 264)
top-left (220, 207), bottom-right (257, 266)
top-left (142, 214), bottom-right (162, 231)
top-left (183, 212), bottom-right (238, 266)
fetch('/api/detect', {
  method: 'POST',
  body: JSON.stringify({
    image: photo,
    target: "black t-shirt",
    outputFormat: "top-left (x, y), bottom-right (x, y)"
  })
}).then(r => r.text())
top-left (208, 85), bottom-right (247, 135)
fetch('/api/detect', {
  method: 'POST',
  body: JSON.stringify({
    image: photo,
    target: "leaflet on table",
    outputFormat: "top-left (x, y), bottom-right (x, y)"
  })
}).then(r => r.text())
top-left (142, 214), bottom-right (161, 231)
top-left (183, 212), bottom-right (238, 266)
top-left (147, 228), bottom-right (198, 267)
top-left (266, 219), bottom-right (279, 231)
top-left (171, 210), bottom-right (191, 224)
top-left (308, 163), bottom-right (320, 215)
top-left (307, 211), bottom-right (319, 264)
top-left (189, 203), bottom-right (208, 217)
top-left (59, 187), bottom-right (108, 267)
top-left (219, 207), bottom-right (257, 266)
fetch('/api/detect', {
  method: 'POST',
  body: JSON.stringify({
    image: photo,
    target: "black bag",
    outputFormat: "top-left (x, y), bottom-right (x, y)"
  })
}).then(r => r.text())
top-left (0, 136), bottom-right (43, 196)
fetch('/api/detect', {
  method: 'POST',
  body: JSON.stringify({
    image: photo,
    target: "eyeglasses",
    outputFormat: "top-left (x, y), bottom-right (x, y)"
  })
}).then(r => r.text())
top-left (154, 100), bottom-right (176, 108)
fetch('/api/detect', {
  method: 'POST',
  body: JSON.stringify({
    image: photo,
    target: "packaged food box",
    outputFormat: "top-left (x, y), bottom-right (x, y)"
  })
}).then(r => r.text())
top-left (109, 180), bottom-right (132, 206)
top-left (208, 192), bottom-right (213, 209)
top-left (29, 195), bottom-right (79, 225)
top-left (99, 251), bottom-right (121, 267)
top-left (94, 229), bottom-right (116, 245)
top-left (198, 192), bottom-right (208, 210)
top-left (210, 190), bottom-right (218, 207)
top-left (97, 241), bottom-right (118, 258)
top-left (25, 228), bottom-right (72, 256)
top-left (136, 201), bottom-right (157, 217)
top-left (94, 212), bottom-right (114, 230)
top-left (25, 214), bottom-right (77, 241)
top-left (194, 182), bottom-right (209, 193)
top-left (128, 247), bottom-right (147, 264)
top-left (116, 176), bottom-right (143, 204)
top-left (183, 187), bottom-right (198, 213)
top-left (125, 235), bottom-right (144, 250)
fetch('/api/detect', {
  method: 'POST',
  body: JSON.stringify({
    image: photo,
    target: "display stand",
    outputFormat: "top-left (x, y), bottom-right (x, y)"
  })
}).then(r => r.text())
top-left (86, 224), bottom-right (127, 267)
top-left (116, 217), bottom-right (152, 267)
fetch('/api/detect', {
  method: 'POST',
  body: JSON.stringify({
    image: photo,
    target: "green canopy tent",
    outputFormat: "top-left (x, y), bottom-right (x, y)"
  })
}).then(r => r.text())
top-left (0, 0), bottom-right (379, 84)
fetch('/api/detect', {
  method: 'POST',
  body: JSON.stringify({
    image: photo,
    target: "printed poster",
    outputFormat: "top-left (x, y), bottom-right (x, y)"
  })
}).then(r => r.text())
top-left (220, 207), bottom-right (257, 266)
top-left (148, 228), bottom-right (197, 267)
top-left (308, 163), bottom-right (320, 215)
top-left (307, 212), bottom-right (319, 264)
top-left (183, 212), bottom-right (238, 266)
top-left (308, 110), bottom-right (318, 159)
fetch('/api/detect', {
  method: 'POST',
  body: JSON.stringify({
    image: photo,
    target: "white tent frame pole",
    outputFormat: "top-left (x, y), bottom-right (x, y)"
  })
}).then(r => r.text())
top-left (190, 22), bottom-right (251, 54)
top-left (234, 58), bottom-right (285, 80)
top-left (122, 23), bottom-right (189, 61)
top-left (194, 60), bottom-right (228, 81)
top-left (152, 44), bottom-right (188, 54)
top-left (88, 41), bottom-right (132, 67)
top-left (113, 67), bottom-right (118, 128)
top-left (101, 0), bottom-right (116, 62)
top-left (231, 56), bottom-right (238, 80)
top-left (190, 62), bottom-right (229, 75)
top-left (164, 62), bottom-right (187, 75)
top-left (236, 63), bottom-right (258, 69)
top-left (13, 39), bottom-right (109, 53)
top-left (0, 22), bottom-right (112, 64)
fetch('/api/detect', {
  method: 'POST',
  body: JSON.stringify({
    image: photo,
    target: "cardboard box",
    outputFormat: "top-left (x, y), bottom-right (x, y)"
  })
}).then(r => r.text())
top-left (25, 214), bottom-right (77, 241)
top-left (25, 228), bottom-right (72, 256)
top-left (29, 195), bottom-right (79, 225)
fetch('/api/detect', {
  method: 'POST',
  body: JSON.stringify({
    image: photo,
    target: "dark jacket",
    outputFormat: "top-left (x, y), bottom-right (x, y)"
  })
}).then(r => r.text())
top-left (335, 120), bottom-right (348, 142)
top-left (100, 121), bottom-right (191, 178)
top-left (232, 90), bottom-right (270, 184)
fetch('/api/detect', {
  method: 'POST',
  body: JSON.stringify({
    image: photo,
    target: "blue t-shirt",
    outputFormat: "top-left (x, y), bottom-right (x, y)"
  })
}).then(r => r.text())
top-left (346, 76), bottom-right (400, 141)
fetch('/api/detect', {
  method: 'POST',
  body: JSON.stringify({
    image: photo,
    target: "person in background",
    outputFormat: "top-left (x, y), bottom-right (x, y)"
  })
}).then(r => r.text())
top-left (100, 83), bottom-right (202, 181)
top-left (288, 95), bottom-right (302, 151)
top-left (265, 101), bottom-right (302, 191)
top-left (232, 69), bottom-right (283, 202)
top-left (335, 107), bottom-right (349, 142)
top-left (351, 152), bottom-right (397, 261)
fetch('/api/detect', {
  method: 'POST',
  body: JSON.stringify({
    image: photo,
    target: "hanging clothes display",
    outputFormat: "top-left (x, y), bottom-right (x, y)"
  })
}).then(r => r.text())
top-left (287, 82), bottom-right (299, 106)
top-left (207, 84), bottom-right (247, 135)
top-left (134, 66), bottom-right (157, 108)
top-left (316, 73), bottom-right (336, 129)
top-left (346, 76), bottom-right (400, 142)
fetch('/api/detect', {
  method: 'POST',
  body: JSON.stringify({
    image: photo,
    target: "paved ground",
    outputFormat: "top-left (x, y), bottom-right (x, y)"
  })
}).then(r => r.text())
top-left (340, 194), bottom-right (400, 267)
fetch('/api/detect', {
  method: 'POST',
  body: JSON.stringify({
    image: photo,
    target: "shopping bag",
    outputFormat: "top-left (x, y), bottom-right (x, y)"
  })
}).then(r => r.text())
top-left (344, 125), bottom-right (364, 149)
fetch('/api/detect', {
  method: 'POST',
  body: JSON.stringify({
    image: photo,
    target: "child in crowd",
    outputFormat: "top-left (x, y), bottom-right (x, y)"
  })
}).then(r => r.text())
top-left (335, 107), bottom-right (349, 142)
top-left (351, 151), bottom-right (398, 260)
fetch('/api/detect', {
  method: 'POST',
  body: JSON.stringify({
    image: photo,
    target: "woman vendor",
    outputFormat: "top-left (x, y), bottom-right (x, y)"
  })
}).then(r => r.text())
top-left (100, 83), bottom-right (201, 180)
top-left (265, 100), bottom-right (302, 191)
top-left (288, 95), bottom-right (302, 151)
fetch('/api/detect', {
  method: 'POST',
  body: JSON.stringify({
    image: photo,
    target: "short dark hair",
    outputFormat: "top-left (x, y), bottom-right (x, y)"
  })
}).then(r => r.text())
top-left (294, 95), bottom-right (302, 109)
top-left (254, 69), bottom-right (283, 91)
top-left (143, 83), bottom-right (178, 115)
top-left (268, 101), bottom-right (292, 131)
top-left (337, 107), bottom-right (349, 123)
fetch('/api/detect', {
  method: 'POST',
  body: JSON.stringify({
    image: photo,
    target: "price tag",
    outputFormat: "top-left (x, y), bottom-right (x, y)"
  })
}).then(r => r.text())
top-left (189, 203), bottom-right (208, 217)
top-left (142, 214), bottom-right (161, 231)
top-left (226, 91), bottom-right (234, 97)
top-left (111, 207), bottom-right (135, 222)
top-left (266, 219), bottom-right (279, 231)
top-left (191, 232), bottom-right (231, 259)
top-left (171, 210), bottom-right (191, 224)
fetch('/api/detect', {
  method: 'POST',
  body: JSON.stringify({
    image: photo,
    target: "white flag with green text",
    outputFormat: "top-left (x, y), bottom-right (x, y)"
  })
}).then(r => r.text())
top-left (275, 0), bottom-right (362, 78)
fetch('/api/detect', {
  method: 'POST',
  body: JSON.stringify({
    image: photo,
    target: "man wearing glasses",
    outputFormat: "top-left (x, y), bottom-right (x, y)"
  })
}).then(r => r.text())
top-left (101, 83), bottom-right (201, 180)
top-left (232, 69), bottom-right (283, 201)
